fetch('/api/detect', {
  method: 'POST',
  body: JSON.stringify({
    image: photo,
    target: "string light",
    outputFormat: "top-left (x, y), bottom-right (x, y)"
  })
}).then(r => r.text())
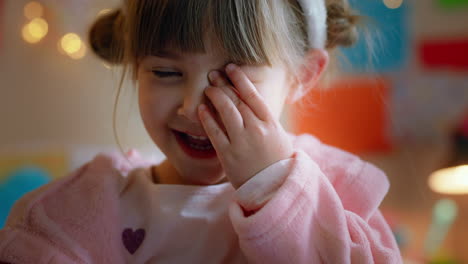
top-left (24, 1), bottom-right (44, 20)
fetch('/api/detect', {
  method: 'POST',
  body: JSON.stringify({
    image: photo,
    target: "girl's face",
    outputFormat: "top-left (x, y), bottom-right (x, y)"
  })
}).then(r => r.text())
top-left (137, 39), bottom-right (295, 185)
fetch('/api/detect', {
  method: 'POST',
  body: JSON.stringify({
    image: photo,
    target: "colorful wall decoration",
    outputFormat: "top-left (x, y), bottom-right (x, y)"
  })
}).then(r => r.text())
top-left (438, 0), bottom-right (468, 9)
top-left (290, 77), bottom-right (393, 154)
top-left (0, 167), bottom-right (51, 227)
top-left (290, 1), bottom-right (411, 153)
top-left (0, 150), bottom-right (68, 227)
top-left (419, 38), bottom-right (468, 71)
top-left (340, 0), bottom-right (410, 73)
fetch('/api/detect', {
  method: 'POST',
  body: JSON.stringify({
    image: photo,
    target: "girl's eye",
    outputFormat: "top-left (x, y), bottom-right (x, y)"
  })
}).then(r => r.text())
top-left (152, 70), bottom-right (182, 78)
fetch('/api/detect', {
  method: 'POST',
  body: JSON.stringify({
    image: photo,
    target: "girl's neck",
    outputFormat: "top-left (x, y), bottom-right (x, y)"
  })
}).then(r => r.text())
top-left (151, 160), bottom-right (230, 186)
top-left (151, 160), bottom-right (185, 185)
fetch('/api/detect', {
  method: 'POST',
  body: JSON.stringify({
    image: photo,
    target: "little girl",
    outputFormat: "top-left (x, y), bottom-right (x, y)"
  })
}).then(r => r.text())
top-left (0, 0), bottom-right (402, 263)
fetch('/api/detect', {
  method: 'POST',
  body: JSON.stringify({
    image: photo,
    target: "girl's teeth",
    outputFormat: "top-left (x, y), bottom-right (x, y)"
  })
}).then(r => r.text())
top-left (187, 134), bottom-right (208, 140)
top-left (189, 144), bottom-right (212, 150)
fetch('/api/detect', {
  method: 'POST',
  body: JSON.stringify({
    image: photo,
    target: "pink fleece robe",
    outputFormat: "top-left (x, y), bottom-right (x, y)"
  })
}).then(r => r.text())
top-left (0, 134), bottom-right (402, 263)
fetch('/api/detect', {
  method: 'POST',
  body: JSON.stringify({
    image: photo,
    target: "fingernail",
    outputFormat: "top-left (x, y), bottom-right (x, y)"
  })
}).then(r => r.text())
top-left (209, 71), bottom-right (220, 82)
top-left (226, 64), bottom-right (237, 73)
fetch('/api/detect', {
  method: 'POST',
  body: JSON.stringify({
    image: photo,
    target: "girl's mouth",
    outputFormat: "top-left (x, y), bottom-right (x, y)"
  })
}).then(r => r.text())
top-left (173, 130), bottom-right (217, 159)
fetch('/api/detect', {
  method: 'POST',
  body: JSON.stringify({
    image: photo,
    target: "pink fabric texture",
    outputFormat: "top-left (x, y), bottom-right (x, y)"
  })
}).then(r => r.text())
top-left (0, 134), bottom-right (402, 263)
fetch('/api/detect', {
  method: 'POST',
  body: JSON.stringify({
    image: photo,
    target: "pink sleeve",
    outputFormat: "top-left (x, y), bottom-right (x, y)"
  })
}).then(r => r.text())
top-left (0, 165), bottom-right (92, 264)
top-left (230, 150), bottom-right (402, 264)
top-left (0, 152), bottom-right (132, 264)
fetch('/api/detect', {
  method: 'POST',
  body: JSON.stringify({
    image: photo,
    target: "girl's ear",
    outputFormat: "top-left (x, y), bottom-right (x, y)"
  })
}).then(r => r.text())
top-left (286, 49), bottom-right (329, 104)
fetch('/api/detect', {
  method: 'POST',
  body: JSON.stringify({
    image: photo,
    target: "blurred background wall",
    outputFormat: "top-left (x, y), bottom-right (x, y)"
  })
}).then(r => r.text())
top-left (291, 1), bottom-right (468, 263)
top-left (1, 0), bottom-right (468, 263)
top-left (0, 0), bottom-right (155, 156)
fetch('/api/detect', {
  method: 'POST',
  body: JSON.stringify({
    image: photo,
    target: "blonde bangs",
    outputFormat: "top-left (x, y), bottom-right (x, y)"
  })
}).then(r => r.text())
top-left (124, 0), bottom-right (299, 70)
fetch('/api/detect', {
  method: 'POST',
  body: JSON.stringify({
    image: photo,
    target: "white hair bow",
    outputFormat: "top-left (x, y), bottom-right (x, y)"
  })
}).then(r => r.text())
top-left (297, 0), bottom-right (327, 49)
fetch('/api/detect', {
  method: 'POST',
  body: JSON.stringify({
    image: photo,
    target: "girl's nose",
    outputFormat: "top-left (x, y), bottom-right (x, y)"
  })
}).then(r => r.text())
top-left (177, 79), bottom-right (209, 122)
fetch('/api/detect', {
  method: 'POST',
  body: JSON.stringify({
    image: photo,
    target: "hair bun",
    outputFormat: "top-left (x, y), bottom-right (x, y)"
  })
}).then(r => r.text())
top-left (325, 2), bottom-right (359, 49)
top-left (88, 9), bottom-right (125, 64)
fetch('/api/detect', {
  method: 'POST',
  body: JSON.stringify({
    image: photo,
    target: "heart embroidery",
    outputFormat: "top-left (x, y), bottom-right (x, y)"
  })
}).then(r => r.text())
top-left (122, 228), bottom-right (146, 254)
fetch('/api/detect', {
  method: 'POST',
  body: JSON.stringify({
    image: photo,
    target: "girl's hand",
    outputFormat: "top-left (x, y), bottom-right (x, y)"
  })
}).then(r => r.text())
top-left (198, 64), bottom-right (293, 189)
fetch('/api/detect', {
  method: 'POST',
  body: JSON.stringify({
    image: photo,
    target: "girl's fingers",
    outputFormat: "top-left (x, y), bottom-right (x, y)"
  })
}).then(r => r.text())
top-left (236, 100), bottom-right (258, 128)
top-left (204, 86), bottom-right (244, 137)
top-left (216, 85), bottom-right (258, 127)
top-left (209, 71), bottom-right (241, 107)
top-left (198, 104), bottom-right (230, 150)
top-left (209, 68), bottom-right (260, 127)
top-left (209, 71), bottom-right (230, 87)
top-left (225, 64), bottom-right (273, 121)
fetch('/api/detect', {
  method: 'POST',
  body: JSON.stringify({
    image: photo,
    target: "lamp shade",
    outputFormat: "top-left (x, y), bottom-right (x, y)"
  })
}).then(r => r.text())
top-left (429, 116), bottom-right (468, 195)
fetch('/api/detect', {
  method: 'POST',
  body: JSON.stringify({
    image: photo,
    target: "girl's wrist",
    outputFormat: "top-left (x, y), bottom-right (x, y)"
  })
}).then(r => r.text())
top-left (235, 157), bottom-right (294, 212)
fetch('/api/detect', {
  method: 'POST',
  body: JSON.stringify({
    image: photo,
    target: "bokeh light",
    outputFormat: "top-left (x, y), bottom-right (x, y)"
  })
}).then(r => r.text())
top-left (24, 1), bottom-right (44, 20)
top-left (429, 165), bottom-right (468, 195)
top-left (22, 18), bottom-right (48, 44)
top-left (383, 0), bottom-right (404, 9)
top-left (57, 40), bottom-right (66, 55)
top-left (60, 33), bottom-right (82, 54)
top-left (434, 199), bottom-right (458, 223)
top-left (68, 44), bottom-right (87, 60)
top-left (59, 33), bottom-right (87, 60)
